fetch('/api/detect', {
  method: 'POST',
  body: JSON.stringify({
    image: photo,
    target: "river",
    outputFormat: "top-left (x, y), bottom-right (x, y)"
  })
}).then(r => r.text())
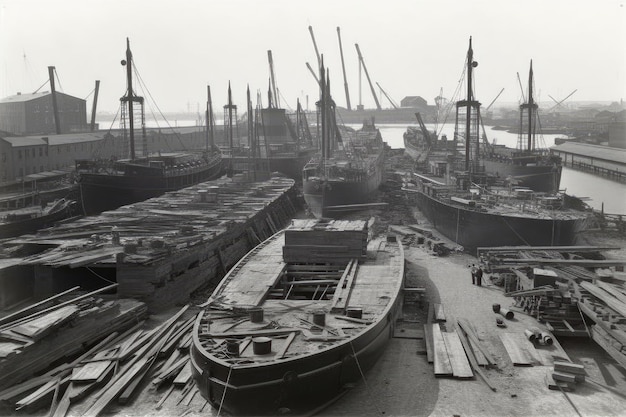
top-left (369, 123), bottom-right (626, 214)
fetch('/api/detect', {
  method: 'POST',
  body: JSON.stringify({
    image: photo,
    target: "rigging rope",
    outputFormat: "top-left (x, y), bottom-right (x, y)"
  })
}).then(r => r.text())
top-left (349, 340), bottom-right (383, 415)
top-left (216, 365), bottom-right (233, 417)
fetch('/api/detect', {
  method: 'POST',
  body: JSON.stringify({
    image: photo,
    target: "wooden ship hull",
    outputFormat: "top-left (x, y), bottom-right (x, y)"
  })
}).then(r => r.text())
top-left (5, 175), bottom-right (298, 311)
top-left (190, 219), bottom-right (405, 415)
top-left (225, 148), bottom-right (317, 182)
top-left (0, 199), bottom-right (77, 239)
top-left (302, 160), bottom-right (384, 218)
top-left (77, 153), bottom-right (222, 214)
top-left (404, 179), bottom-right (590, 252)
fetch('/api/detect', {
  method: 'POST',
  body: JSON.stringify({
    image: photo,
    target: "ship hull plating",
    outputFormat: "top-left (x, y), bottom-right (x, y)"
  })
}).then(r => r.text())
top-left (408, 189), bottom-right (588, 252)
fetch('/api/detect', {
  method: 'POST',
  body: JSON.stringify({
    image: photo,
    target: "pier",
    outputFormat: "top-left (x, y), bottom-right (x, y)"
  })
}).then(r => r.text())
top-left (551, 142), bottom-right (626, 183)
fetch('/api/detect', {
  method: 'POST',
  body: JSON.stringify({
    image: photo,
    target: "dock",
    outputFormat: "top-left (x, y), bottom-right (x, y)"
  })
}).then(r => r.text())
top-left (551, 142), bottom-right (626, 183)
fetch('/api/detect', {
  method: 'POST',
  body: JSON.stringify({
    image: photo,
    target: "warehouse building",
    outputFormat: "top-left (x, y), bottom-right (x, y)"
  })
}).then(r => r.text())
top-left (0, 91), bottom-right (89, 135)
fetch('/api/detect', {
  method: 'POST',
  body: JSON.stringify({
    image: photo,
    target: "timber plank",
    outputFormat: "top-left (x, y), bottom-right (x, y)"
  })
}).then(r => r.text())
top-left (499, 332), bottom-right (539, 366)
top-left (431, 323), bottom-right (452, 376)
top-left (433, 303), bottom-right (446, 322)
top-left (424, 324), bottom-right (434, 363)
top-left (441, 331), bottom-right (473, 378)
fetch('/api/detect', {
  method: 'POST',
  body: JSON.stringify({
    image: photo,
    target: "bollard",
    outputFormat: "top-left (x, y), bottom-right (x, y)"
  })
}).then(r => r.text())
top-left (252, 337), bottom-right (272, 355)
top-left (492, 303), bottom-right (501, 313)
top-left (249, 307), bottom-right (264, 323)
top-left (312, 311), bottom-right (326, 327)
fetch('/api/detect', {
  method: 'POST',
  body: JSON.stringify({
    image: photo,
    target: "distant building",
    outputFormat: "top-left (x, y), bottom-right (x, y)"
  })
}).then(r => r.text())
top-left (400, 96), bottom-right (428, 108)
top-left (608, 110), bottom-right (626, 148)
top-left (0, 91), bottom-right (88, 136)
top-left (0, 126), bottom-right (210, 184)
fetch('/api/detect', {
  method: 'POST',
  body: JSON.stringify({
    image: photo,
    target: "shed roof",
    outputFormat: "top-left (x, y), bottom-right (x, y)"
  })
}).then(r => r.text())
top-left (1, 132), bottom-right (107, 147)
top-left (0, 91), bottom-right (84, 104)
top-left (550, 142), bottom-right (626, 165)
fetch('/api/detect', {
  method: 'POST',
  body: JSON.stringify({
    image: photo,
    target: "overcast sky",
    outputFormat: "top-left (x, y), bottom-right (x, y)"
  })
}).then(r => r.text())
top-left (1, 0), bottom-right (625, 115)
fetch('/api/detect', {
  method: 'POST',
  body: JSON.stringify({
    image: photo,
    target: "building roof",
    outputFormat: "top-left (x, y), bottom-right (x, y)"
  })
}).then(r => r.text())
top-left (0, 92), bottom-right (52, 103)
top-left (1, 132), bottom-right (107, 147)
top-left (551, 142), bottom-right (626, 165)
top-left (0, 91), bottom-right (84, 104)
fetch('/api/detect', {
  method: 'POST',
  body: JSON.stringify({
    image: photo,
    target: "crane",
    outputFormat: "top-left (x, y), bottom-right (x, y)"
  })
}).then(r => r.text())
top-left (308, 26), bottom-right (321, 68)
top-left (267, 50), bottom-right (280, 108)
top-left (548, 89), bottom-right (577, 111)
top-left (376, 82), bottom-right (399, 109)
top-left (485, 88), bottom-right (504, 111)
top-left (306, 62), bottom-right (320, 86)
top-left (336, 27), bottom-right (351, 110)
top-left (354, 43), bottom-right (381, 110)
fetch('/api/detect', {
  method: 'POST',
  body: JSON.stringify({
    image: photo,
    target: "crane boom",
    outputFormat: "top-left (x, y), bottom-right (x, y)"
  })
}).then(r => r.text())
top-left (376, 82), bottom-right (398, 109)
top-left (336, 27), bottom-right (351, 110)
top-left (485, 88), bottom-right (504, 111)
top-left (354, 43), bottom-right (381, 110)
top-left (308, 26), bottom-right (321, 68)
top-left (267, 50), bottom-right (280, 108)
top-left (306, 62), bottom-right (320, 86)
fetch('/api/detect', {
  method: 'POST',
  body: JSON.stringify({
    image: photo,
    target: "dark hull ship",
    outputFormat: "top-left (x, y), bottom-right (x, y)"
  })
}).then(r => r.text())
top-left (190, 219), bottom-right (405, 415)
top-left (303, 66), bottom-right (384, 218)
top-left (479, 61), bottom-right (562, 193)
top-left (404, 38), bottom-right (589, 253)
top-left (77, 39), bottom-right (222, 215)
top-left (0, 198), bottom-right (76, 238)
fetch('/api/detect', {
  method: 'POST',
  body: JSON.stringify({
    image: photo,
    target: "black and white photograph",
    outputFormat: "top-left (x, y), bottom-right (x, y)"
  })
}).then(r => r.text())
top-left (0, 0), bottom-right (625, 416)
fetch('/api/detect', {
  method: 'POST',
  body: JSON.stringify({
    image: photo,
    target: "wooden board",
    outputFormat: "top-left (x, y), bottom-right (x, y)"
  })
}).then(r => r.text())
top-left (431, 324), bottom-right (452, 376)
top-left (433, 303), bottom-right (446, 322)
top-left (71, 360), bottom-right (113, 382)
top-left (499, 332), bottom-right (540, 366)
top-left (441, 331), bottom-right (473, 378)
top-left (424, 324), bottom-right (434, 363)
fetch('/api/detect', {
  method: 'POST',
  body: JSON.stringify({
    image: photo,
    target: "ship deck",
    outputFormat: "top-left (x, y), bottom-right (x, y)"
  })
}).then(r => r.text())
top-left (198, 224), bottom-right (405, 366)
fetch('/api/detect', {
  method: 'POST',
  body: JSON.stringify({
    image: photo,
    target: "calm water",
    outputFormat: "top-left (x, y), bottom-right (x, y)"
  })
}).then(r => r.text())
top-left (370, 123), bottom-right (626, 214)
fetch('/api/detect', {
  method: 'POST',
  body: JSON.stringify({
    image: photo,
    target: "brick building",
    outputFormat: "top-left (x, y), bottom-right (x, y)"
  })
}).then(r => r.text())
top-left (0, 91), bottom-right (88, 135)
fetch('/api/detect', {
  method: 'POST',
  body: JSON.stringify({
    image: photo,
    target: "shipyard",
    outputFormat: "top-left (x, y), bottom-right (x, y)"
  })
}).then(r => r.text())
top-left (1, 2), bottom-right (626, 417)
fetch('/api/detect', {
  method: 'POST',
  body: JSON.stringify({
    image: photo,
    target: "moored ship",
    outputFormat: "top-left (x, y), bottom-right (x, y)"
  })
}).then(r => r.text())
top-left (76, 39), bottom-right (222, 215)
top-left (479, 61), bottom-right (562, 193)
top-left (190, 218), bottom-right (405, 415)
top-left (303, 66), bottom-right (385, 218)
top-left (0, 198), bottom-right (76, 238)
top-left (403, 38), bottom-right (590, 253)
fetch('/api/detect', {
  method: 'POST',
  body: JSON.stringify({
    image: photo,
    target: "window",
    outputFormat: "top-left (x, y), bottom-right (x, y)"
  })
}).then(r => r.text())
top-left (39, 147), bottom-right (43, 156)
top-left (31, 149), bottom-right (35, 158)
top-left (18, 150), bottom-right (22, 159)
top-left (1, 152), bottom-right (5, 162)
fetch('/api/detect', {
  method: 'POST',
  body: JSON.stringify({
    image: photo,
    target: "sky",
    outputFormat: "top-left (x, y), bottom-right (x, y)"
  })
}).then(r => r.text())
top-left (1, 0), bottom-right (625, 115)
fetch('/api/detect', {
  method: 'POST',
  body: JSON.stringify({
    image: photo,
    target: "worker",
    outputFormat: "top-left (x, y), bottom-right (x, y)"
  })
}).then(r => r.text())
top-left (475, 266), bottom-right (484, 287)
top-left (470, 264), bottom-right (477, 285)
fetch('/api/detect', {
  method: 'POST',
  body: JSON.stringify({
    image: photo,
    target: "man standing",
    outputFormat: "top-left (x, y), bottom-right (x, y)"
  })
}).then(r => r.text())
top-left (475, 266), bottom-right (484, 287)
top-left (470, 264), bottom-right (477, 285)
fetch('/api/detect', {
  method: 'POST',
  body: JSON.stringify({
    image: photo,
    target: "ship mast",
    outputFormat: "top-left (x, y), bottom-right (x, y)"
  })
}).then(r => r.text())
top-left (456, 37), bottom-right (481, 171)
top-left (123, 39), bottom-right (135, 160)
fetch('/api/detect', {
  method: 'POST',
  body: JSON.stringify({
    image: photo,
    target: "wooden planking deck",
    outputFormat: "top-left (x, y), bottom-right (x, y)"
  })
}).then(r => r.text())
top-left (442, 331), bottom-right (473, 378)
top-left (431, 324), bottom-right (452, 376)
top-left (499, 332), bottom-right (540, 366)
top-left (209, 235), bottom-right (286, 306)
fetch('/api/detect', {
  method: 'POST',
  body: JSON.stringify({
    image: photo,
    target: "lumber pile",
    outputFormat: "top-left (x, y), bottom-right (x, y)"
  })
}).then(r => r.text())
top-left (546, 360), bottom-right (587, 392)
top-left (0, 305), bottom-right (195, 417)
top-left (283, 219), bottom-right (368, 264)
top-left (0, 286), bottom-right (147, 392)
top-left (1, 176), bottom-right (298, 311)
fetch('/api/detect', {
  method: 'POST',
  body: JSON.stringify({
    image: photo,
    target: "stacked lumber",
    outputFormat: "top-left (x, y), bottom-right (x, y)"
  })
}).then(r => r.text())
top-left (578, 280), bottom-right (626, 368)
top-left (0, 285), bottom-right (147, 391)
top-left (1, 176), bottom-right (298, 311)
top-left (508, 286), bottom-right (588, 337)
top-left (546, 360), bottom-right (586, 392)
top-left (422, 305), bottom-right (478, 381)
top-left (0, 305), bottom-right (194, 417)
top-left (283, 219), bottom-right (368, 264)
